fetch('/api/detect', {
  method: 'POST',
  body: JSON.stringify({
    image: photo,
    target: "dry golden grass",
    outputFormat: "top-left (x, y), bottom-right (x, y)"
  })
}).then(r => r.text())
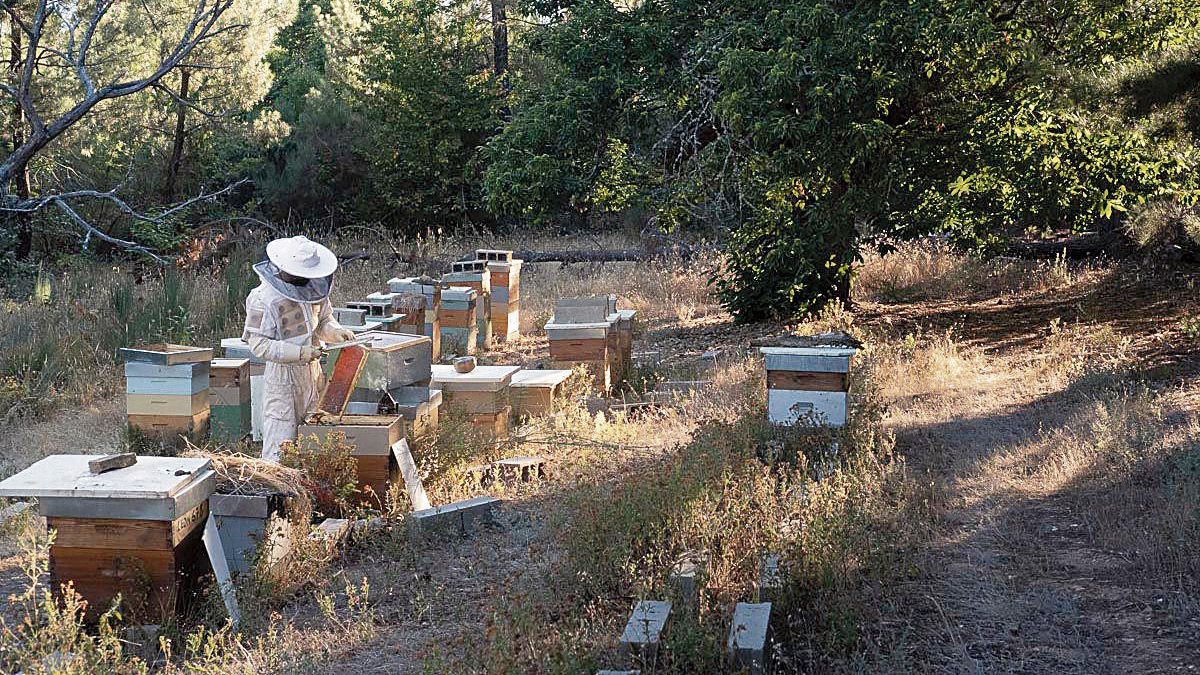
top-left (853, 241), bottom-right (1096, 303)
top-left (1, 238), bottom-right (1197, 674)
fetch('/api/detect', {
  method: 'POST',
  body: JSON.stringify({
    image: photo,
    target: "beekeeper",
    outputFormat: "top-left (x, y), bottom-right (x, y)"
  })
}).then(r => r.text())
top-left (243, 236), bottom-right (356, 461)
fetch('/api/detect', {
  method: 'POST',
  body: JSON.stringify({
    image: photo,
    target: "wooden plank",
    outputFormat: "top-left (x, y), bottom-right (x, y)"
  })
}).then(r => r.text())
top-left (549, 338), bottom-right (609, 362)
top-left (118, 343), bottom-right (213, 366)
top-left (88, 453), bottom-right (136, 474)
top-left (766, 370), bottom-right (848, 392)
top-left (318, 345), bottom-right (368, 416)
top-left (47, 502), bottom-right (208, 550)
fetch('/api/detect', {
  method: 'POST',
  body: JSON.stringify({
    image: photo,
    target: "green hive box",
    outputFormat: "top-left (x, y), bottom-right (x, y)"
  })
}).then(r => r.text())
top-left (210, 404), bottom-right (250, 442)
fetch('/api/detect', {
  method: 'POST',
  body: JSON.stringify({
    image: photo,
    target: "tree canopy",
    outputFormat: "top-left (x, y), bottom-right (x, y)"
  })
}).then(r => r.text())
top-left (2, 0), bottom-right (1198, 318)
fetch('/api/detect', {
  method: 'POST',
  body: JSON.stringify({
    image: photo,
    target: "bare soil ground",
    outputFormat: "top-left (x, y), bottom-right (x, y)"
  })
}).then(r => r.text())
top-left (857, 261), bottom-right (1200, 674)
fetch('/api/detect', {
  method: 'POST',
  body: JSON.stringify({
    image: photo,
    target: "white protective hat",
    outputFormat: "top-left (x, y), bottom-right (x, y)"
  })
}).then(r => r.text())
top-left (265, 236), bottom-right (338, 279)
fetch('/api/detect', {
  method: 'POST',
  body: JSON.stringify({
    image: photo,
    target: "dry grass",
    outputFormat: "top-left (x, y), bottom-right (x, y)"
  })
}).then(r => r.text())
top-left (853, 241), bottom-right (1094, 303)
top-left (2, 238), bottom-right (1198, 673)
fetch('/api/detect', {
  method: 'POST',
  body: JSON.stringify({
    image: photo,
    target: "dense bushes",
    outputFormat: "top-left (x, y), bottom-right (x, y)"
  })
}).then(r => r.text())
top-left (2, 0), bottom-right (1199, 321)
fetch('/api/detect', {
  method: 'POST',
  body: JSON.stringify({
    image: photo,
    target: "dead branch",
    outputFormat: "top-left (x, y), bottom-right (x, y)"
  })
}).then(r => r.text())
top-left (1, 180), bottom-right (249, 264)
top-left (0, 0), bottom-right (238, 186)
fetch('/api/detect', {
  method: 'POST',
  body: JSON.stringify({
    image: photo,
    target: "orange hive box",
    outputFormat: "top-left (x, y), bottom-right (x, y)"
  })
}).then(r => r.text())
top-left (319, 345), bottom-right (368, 416)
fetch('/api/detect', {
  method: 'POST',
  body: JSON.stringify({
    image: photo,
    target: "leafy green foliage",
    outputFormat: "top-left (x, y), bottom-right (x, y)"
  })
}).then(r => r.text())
top-left (488, 0), bottom-right (1200, 320)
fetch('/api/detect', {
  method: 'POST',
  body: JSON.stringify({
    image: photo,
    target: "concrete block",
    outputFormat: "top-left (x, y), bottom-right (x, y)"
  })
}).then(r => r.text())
top-left (408, 496), bottom-right (501, 537)
top-left (618, 600), bottom-right (671, 662)
top-left (668, 551), bottom-right (707, 615)
top-left (333, 307), bottom-right (368, 327)
top-left (758, 553), bottom-right (784, 602)
top-left (726, 602), bottom-right (772, 674)
top-left (309, 518), bottom-right (351, 550)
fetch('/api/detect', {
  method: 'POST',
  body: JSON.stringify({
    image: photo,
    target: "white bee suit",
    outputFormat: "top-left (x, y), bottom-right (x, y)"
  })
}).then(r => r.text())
top-left (242, 244), bottom-right (351, 461)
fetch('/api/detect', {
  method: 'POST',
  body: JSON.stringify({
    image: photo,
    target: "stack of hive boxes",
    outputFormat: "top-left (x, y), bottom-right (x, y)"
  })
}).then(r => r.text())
top-left (388, 276), bottom-right (442, 360)
top-left (475, 249), bottom-right (522, 342)
top-left (298, 413), bottom-right (405, 503)
top-left (546, 296), bottom-right (622, 393)
top-left (438, 287), bottom-right (478, 355)
top-left (349, 330), bottom-right (440, 437)
top-left (220, 337), bottom-right (266, 441)
top-left (121, 344), bottom-right (213, 443)
top-left (443, 260), bottom-right (492, 349)
top-left (430, 364), bottom-right (519, 440)
top-left (209, 358), bottom-right (251, 443)
top-left (759, 344), bottom-right (856, 427)
top-left (0, 455), bottom-right (216, 623)
top-left (301, 330), bottom-right (437, 503)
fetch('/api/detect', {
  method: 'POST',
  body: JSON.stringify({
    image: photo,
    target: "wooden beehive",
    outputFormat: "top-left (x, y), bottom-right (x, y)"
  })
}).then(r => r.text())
top-left (0, 455), bottom-right (216, 623)
top-left (431, 364), bottom-right (518, 438)
top-left (442, 268), bottom-right (492, 348)
top-left (545, 304), bottom-right (617, 392)
top-left (297, 414), bottom-right (405, 502)
top-left (478, 251), bottom-right (522, 343)
top-left (759, 346), bottom-right (856, 427)
top-left (509, 369), bottom-right (573, 417)
top-left (439, 287), bottom-right (478, 355)
top-left (123, 349), bottom-right (212, 445)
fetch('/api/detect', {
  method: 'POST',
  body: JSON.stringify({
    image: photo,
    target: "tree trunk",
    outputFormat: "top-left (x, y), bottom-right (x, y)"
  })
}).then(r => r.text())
top-left (491, 0), bottom-right (510, 105)
top-left (8, 9), bottom-right (32, 260)
top-left (163, 68), bottom-right (191, 201)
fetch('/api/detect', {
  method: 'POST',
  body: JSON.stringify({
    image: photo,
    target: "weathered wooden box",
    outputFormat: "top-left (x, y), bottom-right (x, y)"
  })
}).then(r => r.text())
top-left (298, 414), bottom-right (406, 501)
top-left (128, 409), bottom-right (210, 438)
top-left (510, 369), bottom-right (573, 417)
top-left (760, 346), bottom-right (856, 427)
top-left (355, 331), bottom-right (433, 392)
top-left (221, 338), bottom-right (266, 441)
top-left (0, 455), bottom-right (216, 622)
top-left (442, 269), bottom-right (492, 348)
top-left (119, 343), bottom-right (213, 366)
top-left (126, 391), bottom-right (209, 417)
top-left (209, 493), bottom-right (294, 576)
top-left (439, 287), bottom-right (478, 355)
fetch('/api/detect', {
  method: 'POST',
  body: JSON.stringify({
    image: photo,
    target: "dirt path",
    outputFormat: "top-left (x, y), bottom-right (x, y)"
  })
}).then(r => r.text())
top-left (868, 269), bottom-right (1200, 673)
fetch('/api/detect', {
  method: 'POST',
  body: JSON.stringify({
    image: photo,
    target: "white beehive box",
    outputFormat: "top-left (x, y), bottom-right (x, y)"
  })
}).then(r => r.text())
top-left (760, 346), bottom-right (856, 427)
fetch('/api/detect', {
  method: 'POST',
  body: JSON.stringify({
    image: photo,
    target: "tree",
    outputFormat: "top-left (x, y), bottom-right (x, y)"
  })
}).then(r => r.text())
top-left (0, 0), bottom-right (269, 262)
top-left (258, 0), bottom-right (500, 230)
top-left (486, 0), bottom-right (1200, 320)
